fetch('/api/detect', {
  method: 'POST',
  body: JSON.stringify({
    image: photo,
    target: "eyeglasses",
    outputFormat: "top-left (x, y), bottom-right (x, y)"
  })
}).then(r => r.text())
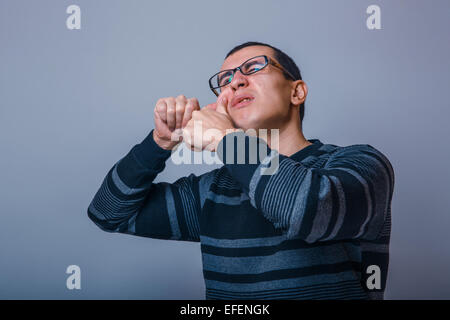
top-left (208, 55), bottom-right (296, 96)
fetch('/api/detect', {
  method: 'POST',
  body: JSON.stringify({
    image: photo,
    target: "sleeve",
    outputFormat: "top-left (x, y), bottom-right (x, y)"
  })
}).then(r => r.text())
top-left (217, 131), bottom-right (395, 243)
top-left (87, 130), bottom-right (214, 242)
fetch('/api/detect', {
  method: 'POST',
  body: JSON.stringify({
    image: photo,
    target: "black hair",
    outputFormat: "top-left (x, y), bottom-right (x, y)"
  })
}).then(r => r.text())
top-left (225, 41), bottom-right (305, 122)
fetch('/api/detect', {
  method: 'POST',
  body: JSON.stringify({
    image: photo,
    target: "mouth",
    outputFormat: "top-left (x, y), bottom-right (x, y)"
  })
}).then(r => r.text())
top-left (231, 96), bottom-right (255, 109)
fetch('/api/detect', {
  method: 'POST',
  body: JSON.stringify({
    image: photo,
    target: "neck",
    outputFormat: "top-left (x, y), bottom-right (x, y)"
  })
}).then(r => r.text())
top-left (265, 120), bottom-right (312, 157)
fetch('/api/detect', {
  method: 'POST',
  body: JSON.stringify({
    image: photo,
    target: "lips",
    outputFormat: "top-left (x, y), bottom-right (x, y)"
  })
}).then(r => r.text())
top-left (231, 94), bottom-right (255, 109)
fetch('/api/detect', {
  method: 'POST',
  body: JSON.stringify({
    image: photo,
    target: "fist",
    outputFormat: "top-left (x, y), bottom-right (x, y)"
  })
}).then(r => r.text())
top-left (182, 96), bottom-right (237, 152)
top-left (153, 95), bottom-right (200, 150)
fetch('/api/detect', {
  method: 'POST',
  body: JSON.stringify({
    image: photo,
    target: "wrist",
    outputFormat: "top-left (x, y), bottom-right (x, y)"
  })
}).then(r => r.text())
top-left (153, 130), bottom-right (178, 150)
top-left (212, 128), bottom-right (242, 151)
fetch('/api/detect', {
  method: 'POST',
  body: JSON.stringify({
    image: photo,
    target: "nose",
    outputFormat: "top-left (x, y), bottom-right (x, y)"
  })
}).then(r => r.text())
top-left (229, 68), bottom-right (249, 92)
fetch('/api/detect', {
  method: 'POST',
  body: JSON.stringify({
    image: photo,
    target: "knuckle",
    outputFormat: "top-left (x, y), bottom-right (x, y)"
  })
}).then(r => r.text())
top-left (190, 98), bottom-right (200, 108)
top-left (156, 103), bottom-right (166, 113)
top-left (166, 99), bottom-right (175, 108)
top-left (176, 102), bottom-right (185, 112)
top-left (156, 98), bottom-right (166, 106)
top-left (185, 101), bottom-right (194, 111)
top-left (166, 97), bottom-right (175, 104)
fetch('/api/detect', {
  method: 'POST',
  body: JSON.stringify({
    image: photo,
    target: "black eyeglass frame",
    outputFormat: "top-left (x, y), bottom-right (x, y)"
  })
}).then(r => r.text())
top-left (208, 55), bottom-right (296, 97)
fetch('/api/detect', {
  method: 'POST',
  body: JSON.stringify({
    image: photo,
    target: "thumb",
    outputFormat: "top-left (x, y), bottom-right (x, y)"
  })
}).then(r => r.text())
top-left (215, 96), bottom-right (229, 115)
top-left (203, 103), bottom-right (217, 111)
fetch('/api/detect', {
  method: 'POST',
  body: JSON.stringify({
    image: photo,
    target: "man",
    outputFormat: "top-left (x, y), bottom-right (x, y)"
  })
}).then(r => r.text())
top-left (88, 41), bottom-right (394, 299)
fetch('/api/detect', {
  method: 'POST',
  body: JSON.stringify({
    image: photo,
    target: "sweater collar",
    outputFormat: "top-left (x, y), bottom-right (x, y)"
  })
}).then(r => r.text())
top-left (288, 139), bottom-right (323, 162)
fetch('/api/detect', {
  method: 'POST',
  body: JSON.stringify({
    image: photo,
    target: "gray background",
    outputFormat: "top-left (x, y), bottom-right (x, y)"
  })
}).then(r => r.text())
top-left (1, 0), bottom-right (449, 299)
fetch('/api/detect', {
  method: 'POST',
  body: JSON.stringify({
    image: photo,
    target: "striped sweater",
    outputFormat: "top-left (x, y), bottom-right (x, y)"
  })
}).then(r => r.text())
top-left (88, 130), bottom-right (394, 300)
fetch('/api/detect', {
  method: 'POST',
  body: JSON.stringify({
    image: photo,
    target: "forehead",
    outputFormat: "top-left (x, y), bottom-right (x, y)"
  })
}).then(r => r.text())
top-left (221, 45), bottom-right (275, 71)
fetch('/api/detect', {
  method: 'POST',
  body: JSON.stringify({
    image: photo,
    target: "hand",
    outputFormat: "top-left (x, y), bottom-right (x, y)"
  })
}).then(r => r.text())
top-left (153, 95), bottom-right (200, 150)
top-left (182, 96), bottom-right (238, 152)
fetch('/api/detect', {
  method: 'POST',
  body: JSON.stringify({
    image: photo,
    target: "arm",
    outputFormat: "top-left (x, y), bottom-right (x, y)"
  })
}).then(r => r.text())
top-left (87, 129), bottom-right (213, 242)
top-left (217, 131), bottom-right (395, 243)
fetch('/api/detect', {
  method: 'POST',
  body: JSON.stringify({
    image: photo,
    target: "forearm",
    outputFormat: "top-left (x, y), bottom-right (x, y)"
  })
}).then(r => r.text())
top-left (88, 129), bottom-right (172, 231)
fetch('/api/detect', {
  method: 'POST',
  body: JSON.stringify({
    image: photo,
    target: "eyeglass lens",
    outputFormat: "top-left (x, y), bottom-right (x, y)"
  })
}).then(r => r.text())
top-left (213, 56), bottom-right (267, 91)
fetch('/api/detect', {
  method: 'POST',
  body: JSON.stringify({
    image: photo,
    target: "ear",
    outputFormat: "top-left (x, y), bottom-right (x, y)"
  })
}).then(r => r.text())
top-left (291, 80), bottom-right (308, 105)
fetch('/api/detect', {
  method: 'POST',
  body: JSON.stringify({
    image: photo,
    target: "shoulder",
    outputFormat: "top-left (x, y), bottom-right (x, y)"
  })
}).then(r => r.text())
top-left (334, 144), bottom-right (392, 166)
top-left (302, 141), bottom-right (378, 165)
top-left (325, 143), bottom-right (395, 183)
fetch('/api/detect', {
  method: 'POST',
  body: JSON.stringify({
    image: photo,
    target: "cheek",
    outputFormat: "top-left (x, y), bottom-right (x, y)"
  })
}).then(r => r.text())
top-left (258, 83), bottom-right (289, 114)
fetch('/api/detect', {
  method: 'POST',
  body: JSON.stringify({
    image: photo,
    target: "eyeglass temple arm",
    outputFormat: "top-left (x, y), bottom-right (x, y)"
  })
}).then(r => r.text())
top-left (268, 58), bottom-right (297, 81)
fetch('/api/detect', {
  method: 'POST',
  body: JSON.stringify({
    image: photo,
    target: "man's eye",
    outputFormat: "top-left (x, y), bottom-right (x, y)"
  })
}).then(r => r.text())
top-left (245, 62), bottom-right (263, 73)
top-left (220, 77), bottom-right (232, 86)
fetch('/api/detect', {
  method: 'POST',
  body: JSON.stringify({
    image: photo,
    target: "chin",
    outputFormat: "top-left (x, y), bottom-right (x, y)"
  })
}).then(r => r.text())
top-left (231, 111), bottom-right (265, 132)
top-left (233, 120), bottom-right (264, 133)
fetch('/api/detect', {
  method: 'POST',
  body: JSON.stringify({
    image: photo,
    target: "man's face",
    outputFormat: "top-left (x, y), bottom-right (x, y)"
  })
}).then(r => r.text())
top-left (218, 45), bottom-right (294, 131)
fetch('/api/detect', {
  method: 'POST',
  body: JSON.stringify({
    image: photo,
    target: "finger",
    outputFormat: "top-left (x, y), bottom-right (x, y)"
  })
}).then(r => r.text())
top-left (175, 95), bottom-right (187, 129)
top-left (182, 126), bottom-right (195, 151)
top-left (155, 99), bottom-right (167, 123)
top-left (183, 122), bottom-right (203, 152)
top-left (154, 113), bottom-right (173, 138)
top-left (182, 98), bottom-right (200, 128)
top-left (216, 96), bottom-right (229, 115)
top-left (172, 128), bottom-right (184, 143)
top-left (166, 98), bottom-right (176, 131)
